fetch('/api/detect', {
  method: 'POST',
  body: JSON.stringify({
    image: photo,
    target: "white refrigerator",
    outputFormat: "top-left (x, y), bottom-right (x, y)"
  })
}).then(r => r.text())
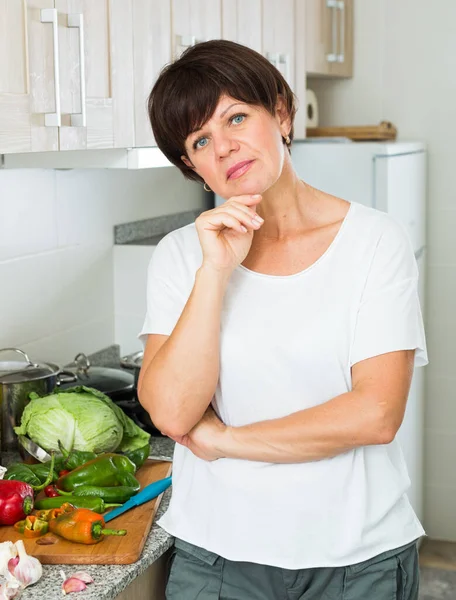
top-left (216, 140), bottom-right (427, 520)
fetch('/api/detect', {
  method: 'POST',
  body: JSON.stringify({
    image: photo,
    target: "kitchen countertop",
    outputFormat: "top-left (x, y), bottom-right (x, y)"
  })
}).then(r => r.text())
top-left (18, 436), bottom-right (175, 600)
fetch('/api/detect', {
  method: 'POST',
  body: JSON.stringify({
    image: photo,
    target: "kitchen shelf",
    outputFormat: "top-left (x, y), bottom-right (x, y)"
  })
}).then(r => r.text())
top-left (0, 147), bottom-right (173, 170)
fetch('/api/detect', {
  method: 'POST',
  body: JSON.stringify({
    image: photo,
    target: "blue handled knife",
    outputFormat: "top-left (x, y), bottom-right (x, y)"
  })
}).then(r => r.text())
top-left (104, 476), bottom-right (172, 522)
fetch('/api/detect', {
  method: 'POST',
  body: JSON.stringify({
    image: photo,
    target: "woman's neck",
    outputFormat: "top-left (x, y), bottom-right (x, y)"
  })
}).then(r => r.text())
top-left (255, 156), bottom-right (317, 241)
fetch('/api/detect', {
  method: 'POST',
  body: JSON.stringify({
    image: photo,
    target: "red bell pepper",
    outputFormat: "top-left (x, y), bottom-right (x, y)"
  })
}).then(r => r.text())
top-left (0, 481), bottom-right (34, 525)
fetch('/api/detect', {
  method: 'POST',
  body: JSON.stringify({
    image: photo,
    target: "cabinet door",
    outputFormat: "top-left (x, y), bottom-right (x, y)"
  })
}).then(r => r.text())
top-left (262, 0), bottom-right (295, 91)
top-left (221, 0), bottom-right (261, 54)
top-left (171, 0), bottom-right (221, 59)
top-left (293, 0), bottom-right (306, 140)
top-left (0, 0), bottom-right (59, 154)
top-left (306, 0), bottom-right (353, 77)
top-left (56, 0), bottom-right (135, 150)
top-left (133, 0), bottom-right (171, 147)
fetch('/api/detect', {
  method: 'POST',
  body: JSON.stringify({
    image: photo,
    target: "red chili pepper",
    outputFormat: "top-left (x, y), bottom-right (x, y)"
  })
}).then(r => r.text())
top-left (44, 485), bottom-right (60, 498)
top-left (59, 470), bottom-right (71, 477)
top-left (0, 481), bottom-right (34, 525)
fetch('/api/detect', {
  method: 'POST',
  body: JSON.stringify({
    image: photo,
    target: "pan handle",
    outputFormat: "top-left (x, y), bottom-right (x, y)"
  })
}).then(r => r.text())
top-left (56, 370), bottom-right (78, 386)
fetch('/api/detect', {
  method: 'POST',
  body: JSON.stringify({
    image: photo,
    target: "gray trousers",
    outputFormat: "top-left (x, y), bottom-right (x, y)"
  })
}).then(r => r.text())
top-left (165, 537), bottom-right (420, 600)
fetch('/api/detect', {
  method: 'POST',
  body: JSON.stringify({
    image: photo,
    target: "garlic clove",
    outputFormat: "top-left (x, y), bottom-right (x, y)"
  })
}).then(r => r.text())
top-left (7, 557), bottom-right (18, 578)
top-left (70, 571), bottom-right (94, 584)
top-left (0, 542), bottom-right (18, 579)
top-left (9, 540), bottom-right (42, 588)
top-left (0, 580), bottom-right (21, 599)
top-left (62, 577), bottom-right (87, 595)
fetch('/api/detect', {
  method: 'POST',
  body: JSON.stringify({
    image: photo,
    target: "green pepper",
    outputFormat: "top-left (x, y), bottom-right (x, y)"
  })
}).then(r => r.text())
top-left (59, 484), bottom-right (138, 504)
top-left (124, 444), bottom-right (150, 471)
top-left (34, 495), bottom-right (121, 513)
top-left (5, 464), bottom-right (42, 487)
top-left (58, 440), bottom-right (97, 471)
top-left (57, 454), bottom-right (138, 492)
top-left (30, 463), bottom-right (60, 484)
top-left (6, 459), bottom-right (62, 487)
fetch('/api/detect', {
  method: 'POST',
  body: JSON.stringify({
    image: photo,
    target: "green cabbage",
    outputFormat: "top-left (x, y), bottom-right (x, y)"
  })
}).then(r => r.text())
top-left (14, 386), bottom-right (150, 454)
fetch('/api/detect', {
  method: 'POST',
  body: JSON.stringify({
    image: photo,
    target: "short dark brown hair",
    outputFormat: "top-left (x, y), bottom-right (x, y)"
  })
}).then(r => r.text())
top-left (147, 39), bottom-right (297, 183)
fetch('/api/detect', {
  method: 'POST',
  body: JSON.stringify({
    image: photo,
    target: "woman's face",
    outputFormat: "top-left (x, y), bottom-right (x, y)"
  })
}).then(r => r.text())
top-left (181, 94), bottom-right (291, 199)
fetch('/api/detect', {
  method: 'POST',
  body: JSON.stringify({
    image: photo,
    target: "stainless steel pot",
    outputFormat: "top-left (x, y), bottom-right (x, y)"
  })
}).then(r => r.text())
top-left (0, 348), bottom-right (77, 453)
top-left (120, 350), bottom-right (143, 388)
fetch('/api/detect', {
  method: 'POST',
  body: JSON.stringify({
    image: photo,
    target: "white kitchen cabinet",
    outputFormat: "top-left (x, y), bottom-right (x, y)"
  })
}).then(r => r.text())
top-left (262, 0), bottom-right (295, 91)
top-left (221, 0), bottom-right (261, 53)
top-left (306, 0), bottom-right (353, 77)
top-left (133, 0), bottom-right (172, 148)
top-left (0, 0), bottom-right (134, 154)
top-left (55, 0), bottom-right (135, 150)
top-left (171, 0), bottom-right (221, 59)
top-left (0, 0), bottom-right (59, 154)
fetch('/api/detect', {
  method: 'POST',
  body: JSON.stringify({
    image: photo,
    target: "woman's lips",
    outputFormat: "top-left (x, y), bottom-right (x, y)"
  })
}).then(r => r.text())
top-left (227, 160), bottom-right (255, 180)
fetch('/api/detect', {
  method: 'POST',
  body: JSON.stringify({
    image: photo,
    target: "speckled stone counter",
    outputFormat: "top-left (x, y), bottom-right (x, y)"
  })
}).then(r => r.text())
top-left (19, 437), bottom-right (175, 600)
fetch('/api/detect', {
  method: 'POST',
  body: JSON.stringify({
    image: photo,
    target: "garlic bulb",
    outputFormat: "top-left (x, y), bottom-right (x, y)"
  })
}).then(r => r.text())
top-left (0, 543), bottom-right (17, 579)
top-left (8, 540), bottom-right (42, 588)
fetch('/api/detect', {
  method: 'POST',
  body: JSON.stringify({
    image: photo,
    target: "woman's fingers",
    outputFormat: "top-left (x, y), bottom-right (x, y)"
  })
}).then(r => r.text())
top-left (203, 211), bottom-right (256, 235)
top-left (214, 205), bottom-right (264, 231)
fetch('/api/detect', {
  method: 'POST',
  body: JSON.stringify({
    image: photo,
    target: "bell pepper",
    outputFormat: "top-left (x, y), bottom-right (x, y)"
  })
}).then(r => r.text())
top-left (57, 454), bottom-right (138, 492)
top-left (34, 496), bottom-right (121, 513)
top-left (58, 440), bottom-right (97, 471)
top-left (123, 444), bottom-right (150, 471)
top-left (0, 454), bottom-right (55, 525)
top-left (35, 502), bottom-right (75, 522)
top-left (0, 481), bottom-right (34, 525)
top-left (14, 515), bottom-right (49, 538)
top-left (49, 508), bottom-right (126, 544)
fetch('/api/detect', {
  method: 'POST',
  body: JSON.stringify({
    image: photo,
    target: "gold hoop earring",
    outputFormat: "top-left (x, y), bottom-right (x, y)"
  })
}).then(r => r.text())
top-left (203, 183), bottom-right (212, 192)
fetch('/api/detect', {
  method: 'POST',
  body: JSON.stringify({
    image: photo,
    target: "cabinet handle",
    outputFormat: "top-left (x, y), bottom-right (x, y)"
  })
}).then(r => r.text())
top-left (40, 8), bottom-right (61, 127)
top-left (279, 53), bottom-right (291, 84)
top-left (175, 35), bottom-right (196, 58)
top-left (265, 52), bottom-right (280, 70)
top-left (326, 0), bottom-right (344, 64)
top-left (338, 1), bottom-right (345, 63)
top-left (68, 13), bottom-right (86, 127)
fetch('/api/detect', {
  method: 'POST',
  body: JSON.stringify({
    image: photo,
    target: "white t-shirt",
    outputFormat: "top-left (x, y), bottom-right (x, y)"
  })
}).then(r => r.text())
top-left (139, 201), bottom-right (428, 569)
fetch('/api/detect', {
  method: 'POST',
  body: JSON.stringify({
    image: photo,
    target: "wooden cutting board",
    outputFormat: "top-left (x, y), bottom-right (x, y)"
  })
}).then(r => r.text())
top-left (0, 460), bottom-right (172, 565)
top-left (307, 121), bottom-right (398, 141)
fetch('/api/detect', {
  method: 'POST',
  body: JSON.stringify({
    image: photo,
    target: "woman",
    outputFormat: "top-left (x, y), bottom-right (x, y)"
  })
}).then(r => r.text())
top-left (138, 40), bottom-right (428, 600)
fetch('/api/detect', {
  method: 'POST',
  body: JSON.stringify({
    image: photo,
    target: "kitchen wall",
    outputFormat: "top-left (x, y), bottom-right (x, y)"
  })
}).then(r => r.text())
top-left (308, 0), bottom-right (456, 539)
top-left (0, 168), bottom-right (205, 366)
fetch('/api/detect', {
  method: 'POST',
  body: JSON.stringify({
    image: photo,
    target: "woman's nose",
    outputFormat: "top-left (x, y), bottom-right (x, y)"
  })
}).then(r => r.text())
top-left (213, 132), bottom-right (238, 158)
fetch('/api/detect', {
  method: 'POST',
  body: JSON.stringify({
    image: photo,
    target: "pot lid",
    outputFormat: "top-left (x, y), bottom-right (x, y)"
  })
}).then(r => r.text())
top-left (64, 353), bottom-right (134, 395)
top-left (0, 348), bottom-right (59, 384)
top-left (120, 351), bottom-right (143, 369)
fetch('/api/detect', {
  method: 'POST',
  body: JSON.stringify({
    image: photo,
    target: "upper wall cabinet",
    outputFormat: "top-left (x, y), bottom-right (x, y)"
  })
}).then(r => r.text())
top-left (262, 0), bottom-right (295, 91)
top-left (306, 0), bottom-right (353, 78)
top-left (0, 0), bottom-right (58, 154)
top-left (132, 0), bottom-right (171, 147)
top-left (171, 0), bottom-right (221, 59)
top-left (0, 0), bottom-right (135, 154)
top-left (221, 0), bottom-right (261, 53)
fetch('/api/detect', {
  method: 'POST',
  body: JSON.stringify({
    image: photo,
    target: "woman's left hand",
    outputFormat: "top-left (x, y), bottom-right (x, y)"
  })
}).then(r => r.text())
top-left (168, 405), bottom-right (227, 461)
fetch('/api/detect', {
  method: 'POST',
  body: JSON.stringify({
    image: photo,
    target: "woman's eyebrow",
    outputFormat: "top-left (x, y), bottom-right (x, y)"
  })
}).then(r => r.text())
top-left (189, 103), bottom-right (245, 138)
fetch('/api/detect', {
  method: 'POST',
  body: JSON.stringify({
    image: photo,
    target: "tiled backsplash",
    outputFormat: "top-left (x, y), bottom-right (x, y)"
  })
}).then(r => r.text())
top-left (0, 167), bottom-right (206, 366)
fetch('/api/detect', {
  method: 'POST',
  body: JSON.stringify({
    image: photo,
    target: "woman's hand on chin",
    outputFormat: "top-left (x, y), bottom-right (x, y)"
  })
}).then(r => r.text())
top-left (168, 405), bottom-right (229, 461)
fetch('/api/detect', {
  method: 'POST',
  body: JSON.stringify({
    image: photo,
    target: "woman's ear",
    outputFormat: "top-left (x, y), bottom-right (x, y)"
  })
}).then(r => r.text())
top-left (275, 95), bottom-right (291, 138)
top-left (181, 155), bottom-right (195, 169)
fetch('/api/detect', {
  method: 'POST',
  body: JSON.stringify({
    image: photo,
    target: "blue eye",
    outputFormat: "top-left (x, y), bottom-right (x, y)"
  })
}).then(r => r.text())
top-left (232, 114), bottom-right (245, 124)
top-left (194, 137), bottom-right (208, 150)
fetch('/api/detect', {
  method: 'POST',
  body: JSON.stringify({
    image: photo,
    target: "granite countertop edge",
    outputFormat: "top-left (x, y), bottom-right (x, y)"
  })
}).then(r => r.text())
top-left (19, 437), bottom-right (176, 600)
